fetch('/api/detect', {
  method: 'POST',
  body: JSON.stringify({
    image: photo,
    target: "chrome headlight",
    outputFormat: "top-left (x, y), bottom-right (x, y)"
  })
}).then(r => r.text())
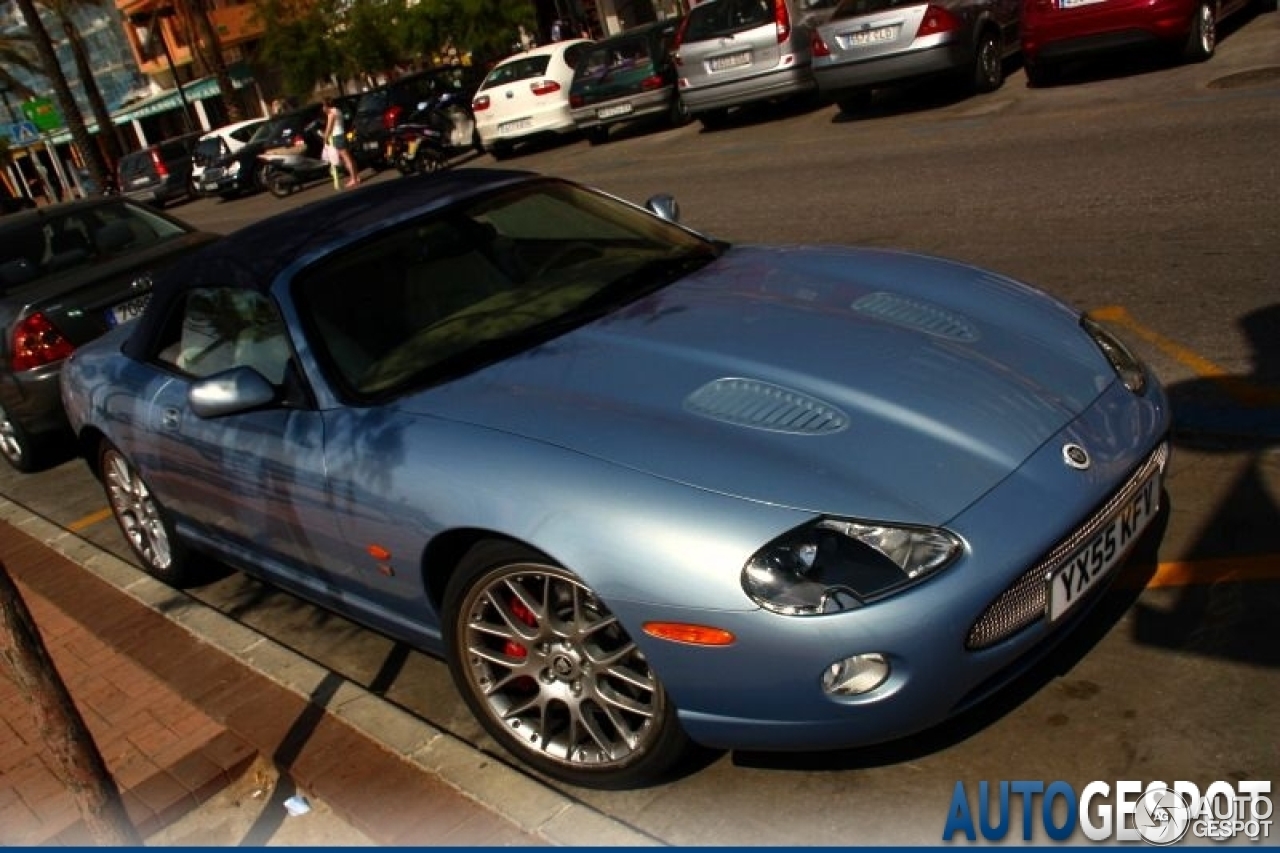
top-left (1082, 316), bottom-right (1146, 394)
top-left (742, 519), bottom-right (963, 616)
top-left (228, 160), bottom-right (242, 175)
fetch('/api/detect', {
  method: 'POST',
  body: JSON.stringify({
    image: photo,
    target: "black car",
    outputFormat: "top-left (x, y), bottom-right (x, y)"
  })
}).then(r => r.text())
top-left (568, 19), bottom-right (688, 145)
top-left (197, 104), bottom-right (326, 199)
top-left (351, 65), bottom-right (484, 165)
top-left (0, 198), bottom-right (217, 470)
top-left (116, 131), bottom-right (205, 208)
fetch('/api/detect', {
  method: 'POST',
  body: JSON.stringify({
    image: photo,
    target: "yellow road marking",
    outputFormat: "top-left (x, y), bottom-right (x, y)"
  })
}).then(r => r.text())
top-left (67, 507), bottom-right (113, 532)
top-left (1145, 555), bottom-right (1280, 589)
top-left (1089, 305), bottom-right (1280, 406)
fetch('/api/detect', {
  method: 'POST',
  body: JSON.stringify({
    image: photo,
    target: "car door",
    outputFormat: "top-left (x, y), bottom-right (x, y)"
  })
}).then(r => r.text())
top-left (143, 285), bottom-right (363, 597)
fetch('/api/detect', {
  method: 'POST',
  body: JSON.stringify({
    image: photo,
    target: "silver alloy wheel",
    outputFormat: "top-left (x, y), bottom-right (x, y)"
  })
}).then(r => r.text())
top-left (457, 563), bottom-right (665, 769)
top-left (975, 33), bottom-right (1002, 92)
top-left (0, 407), bottom-right (24, 466)
top-left (103, 449), bottom-right (172, 570)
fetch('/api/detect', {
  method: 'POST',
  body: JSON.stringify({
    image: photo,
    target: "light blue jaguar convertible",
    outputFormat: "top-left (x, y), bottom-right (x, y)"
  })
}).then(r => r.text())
top-left (61, 169), bottom-right (1170, 788)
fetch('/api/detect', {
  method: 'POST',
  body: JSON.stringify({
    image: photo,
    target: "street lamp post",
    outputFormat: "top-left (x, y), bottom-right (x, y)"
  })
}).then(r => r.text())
top-left (131, 7), bottom-right (195, 134)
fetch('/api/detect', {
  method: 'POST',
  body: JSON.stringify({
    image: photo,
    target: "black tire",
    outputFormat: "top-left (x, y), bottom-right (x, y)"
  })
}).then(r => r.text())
top-left (254, 162), bottom-right (273, 192)
top-left (668, 96), bottom-right (691, 128)
top-left (99, 441), bottom-right (197, 587)
top-left (415, 147), bottom-right (447, 174)
top-left (1024, 58), bottom-right (1058, 88)
top-left (0, 403), bottom-right (42, 473)
top-left (586, 126), bottom-right (609, 146)
top-left (268, 172), bottom-right (293, 198)
top-left (443, 541), bottom-right (690, 789)
top-left (1182, 1), bottom-right (1216, 61)
top-left (697, 108), bottom-right (730, 130)
top-left (972, 29), bottom-right (1004, 93)
top-left (836, 91), bottom-right (873, 115)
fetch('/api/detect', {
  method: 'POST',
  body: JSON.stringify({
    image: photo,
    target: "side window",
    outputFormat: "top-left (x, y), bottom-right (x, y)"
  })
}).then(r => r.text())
top-left (155, 287), bottom-right (291, 384)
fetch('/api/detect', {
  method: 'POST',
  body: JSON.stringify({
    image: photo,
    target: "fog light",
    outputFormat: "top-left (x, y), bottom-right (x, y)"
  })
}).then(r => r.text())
top-left (821, 653), bottom-right (890, 696)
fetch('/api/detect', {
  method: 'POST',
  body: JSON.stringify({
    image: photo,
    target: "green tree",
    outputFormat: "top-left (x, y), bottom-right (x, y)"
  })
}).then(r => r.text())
top-left (338, 0), bottom-right (402, 84)
top-left (178, 0), bottom-right (246, 122)
top-left (253, 0), bottom-right (342, 98)
top-left (11, 0), bottom-right (110, 195)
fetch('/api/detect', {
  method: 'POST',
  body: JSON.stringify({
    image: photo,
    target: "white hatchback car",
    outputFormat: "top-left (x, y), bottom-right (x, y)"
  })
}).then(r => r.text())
top-left (472, 40), bottom-right (594, 158)
top-left (190, 118), bottom-right (267, 195)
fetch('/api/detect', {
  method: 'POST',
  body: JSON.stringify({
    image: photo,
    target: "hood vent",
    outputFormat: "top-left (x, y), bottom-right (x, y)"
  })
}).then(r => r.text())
top-left (684, 378), bottom-right (849, 435)
top-left (852, 292), bottom-right (979, 342)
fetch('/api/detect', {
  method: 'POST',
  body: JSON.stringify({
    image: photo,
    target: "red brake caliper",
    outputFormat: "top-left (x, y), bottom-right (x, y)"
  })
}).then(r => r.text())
top-left (505, 597), bottom-right (538, 691)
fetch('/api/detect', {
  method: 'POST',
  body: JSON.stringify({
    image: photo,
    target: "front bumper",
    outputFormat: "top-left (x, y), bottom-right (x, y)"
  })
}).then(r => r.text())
top-left (620, 378), bottom-right (1170, 751)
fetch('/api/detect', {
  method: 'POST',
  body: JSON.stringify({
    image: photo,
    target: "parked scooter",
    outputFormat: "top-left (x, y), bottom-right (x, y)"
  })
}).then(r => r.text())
top-left (258, 118), bottom-right (355, 197)
top-left (385, 118), bottom-right (448, 176)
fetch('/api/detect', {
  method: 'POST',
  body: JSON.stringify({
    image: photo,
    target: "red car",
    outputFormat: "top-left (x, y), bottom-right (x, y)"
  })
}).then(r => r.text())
top-left (1021, 0), bottom-right (1259, 85)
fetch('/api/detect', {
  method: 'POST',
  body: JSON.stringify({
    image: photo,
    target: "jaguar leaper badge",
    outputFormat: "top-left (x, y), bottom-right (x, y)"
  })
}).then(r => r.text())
top-left (1062, 443), bottom-right (1091, 470)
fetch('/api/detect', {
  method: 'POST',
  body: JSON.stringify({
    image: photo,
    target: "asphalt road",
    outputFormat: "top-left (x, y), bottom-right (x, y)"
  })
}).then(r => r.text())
top-left (5, 13), bottom-right (1278, 845)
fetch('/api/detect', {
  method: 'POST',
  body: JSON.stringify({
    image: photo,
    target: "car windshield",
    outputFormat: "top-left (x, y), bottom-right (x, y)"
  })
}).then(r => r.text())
top-left (296, 180), bottom-right (722, 398)
top-left (0, 202), bottom-right (190, 290)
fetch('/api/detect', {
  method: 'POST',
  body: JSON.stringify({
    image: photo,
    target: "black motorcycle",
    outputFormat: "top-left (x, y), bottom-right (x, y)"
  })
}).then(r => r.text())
top-left (386, 120), bottom-right (448, 176)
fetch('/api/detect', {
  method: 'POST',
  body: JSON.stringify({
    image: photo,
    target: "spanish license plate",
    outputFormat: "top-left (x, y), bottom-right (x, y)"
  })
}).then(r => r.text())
top-left (848, 25), bottom-right (899, 46)
top-left (107, 293), bottom-right (151, 327)
top-left (497, 117), bottom-right (533, 135)
top-left (364, 140), bottom-right (379, 150)
top-left (202, 181), bottom-right (219, 192)
top-left (1047, 470), bottom-right (1161, 621)
top-left (1059, 0), bottom-right (1105, 7)
top-left (709, 51), bottom-right (751, 72)
top-left (597, 103), bottom-right (634, 119)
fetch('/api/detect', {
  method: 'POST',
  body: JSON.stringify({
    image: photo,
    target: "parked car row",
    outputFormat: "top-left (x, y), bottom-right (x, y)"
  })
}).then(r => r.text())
top-left (472, 0), bottom-right (1268, 156)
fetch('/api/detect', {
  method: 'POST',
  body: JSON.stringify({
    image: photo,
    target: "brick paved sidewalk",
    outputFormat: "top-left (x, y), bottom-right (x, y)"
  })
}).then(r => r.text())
top-left (0, 519), bottom-right (543, 846)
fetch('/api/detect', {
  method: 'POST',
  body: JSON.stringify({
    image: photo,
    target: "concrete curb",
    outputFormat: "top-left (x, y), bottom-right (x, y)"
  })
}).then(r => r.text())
top-left (0, 497), bottom-right (659, 847)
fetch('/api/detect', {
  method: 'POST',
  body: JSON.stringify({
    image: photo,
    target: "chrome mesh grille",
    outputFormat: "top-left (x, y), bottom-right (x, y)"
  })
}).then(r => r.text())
top-left (965, 442), bottom-right (1168, 651)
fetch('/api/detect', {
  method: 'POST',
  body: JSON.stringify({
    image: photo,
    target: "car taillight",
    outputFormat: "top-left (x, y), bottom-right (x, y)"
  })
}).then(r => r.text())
top-left (640, 74), bottom-right (664, 91)
top-left (918, 4), bottom-right (961, 36)
top-left (810, 30), bottom-right (831, 57)
top-left (11, 312), bottom-right (74, 371)
top-left (473, 94), bottom-right (490, 111)
top-left (530, 79), bottom-right (561, 96)
top-left (151, 149), bottom-right (168, 178)
top-left (384, 104), bottom-right (402, 130)
top-left (673, 13), bottom-right (691, 50)
top-left (775, 0), bottom-right (791, 43)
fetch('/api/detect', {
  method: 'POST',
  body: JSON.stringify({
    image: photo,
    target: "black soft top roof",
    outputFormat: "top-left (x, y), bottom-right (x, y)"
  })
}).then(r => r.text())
top-left (124, 167), bottom-right (536, 358)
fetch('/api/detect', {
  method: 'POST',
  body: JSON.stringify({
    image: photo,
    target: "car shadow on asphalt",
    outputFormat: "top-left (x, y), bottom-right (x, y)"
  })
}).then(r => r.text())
top-left (730, 509), bottom-right (1167, 773)
top-left (1131, 302), bottom-right (1280, 670)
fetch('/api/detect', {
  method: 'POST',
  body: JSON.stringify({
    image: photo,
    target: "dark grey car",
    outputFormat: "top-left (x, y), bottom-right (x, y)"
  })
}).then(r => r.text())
top-left (811, 0), bottom-right (1020, 113)
top-left (0, 198), bottom-right (217, 470)
top-left (117, 132), bottom-right (204, 208)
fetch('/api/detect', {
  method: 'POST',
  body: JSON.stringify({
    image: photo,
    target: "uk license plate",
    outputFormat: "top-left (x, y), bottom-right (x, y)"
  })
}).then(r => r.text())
top-left (709, 51), bottom-right (751, 72)
top-left (107, 293), bottom-right (150, 327)
top-left (498, 117), bottom-right (533, 135)
top-left (1047, 470), bottom-right (1161, 621)
top-left (848, 25), bottom-right (899, 46)
top-left (597, 103), bottom-right (634, 119)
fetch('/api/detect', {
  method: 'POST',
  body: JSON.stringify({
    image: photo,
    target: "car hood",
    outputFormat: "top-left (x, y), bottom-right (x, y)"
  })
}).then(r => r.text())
top-left (405, 246), bottom-right (1116, 523)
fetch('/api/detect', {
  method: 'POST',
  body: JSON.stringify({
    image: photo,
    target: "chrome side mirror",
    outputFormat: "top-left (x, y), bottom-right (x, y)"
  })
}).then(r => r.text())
top-left (645, 194), bottom-right (680, 223)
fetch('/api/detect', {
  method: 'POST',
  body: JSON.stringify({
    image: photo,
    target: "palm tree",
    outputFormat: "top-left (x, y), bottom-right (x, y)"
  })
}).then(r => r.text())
top-left (11, 0), bottom-right (110, 195)
top-left (177, 0), bottom-right (245, 123)
top-left (40, 0), bottom-right (125, 168)
top-left (1, 33), bottom-right (39, 100)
